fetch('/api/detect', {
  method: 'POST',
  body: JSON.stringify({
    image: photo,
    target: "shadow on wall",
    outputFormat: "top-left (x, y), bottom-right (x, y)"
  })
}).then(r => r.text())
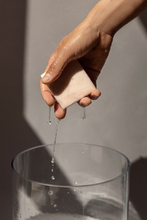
top-left (130, 158), bottom-right (147, 220)
top-left (139, 8), bottom-right (147, 32)
top-left (128, 11), bottom-right (147, 220)
top-left (0, 1), bottom-right (42, 220)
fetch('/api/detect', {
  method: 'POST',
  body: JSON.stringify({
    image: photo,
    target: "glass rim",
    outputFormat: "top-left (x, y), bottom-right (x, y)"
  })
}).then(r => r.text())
top-left (11, 143), bottom-right (130, 188)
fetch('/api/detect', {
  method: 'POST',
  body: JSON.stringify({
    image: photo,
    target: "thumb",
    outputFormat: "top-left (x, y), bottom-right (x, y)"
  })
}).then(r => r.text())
top-left (41, 45), bottom-right (74, 85)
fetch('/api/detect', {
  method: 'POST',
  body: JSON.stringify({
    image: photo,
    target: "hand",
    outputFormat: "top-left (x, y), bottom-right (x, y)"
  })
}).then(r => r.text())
top-left (40, 19), bottom-right (113, 119)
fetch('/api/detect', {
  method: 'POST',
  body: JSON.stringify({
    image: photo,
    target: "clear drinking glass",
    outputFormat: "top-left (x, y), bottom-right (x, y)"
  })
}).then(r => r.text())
top-left (11, 143), bottom-right (130, 220)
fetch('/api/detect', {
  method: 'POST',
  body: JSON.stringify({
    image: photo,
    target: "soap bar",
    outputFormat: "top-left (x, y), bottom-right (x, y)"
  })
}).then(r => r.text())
top-left (48, 60), bottom-right (96, 109)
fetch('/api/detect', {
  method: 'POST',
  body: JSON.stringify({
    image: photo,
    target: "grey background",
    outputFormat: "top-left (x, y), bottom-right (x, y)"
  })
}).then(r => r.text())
top-left (0, 0), bottom-right (147, 219)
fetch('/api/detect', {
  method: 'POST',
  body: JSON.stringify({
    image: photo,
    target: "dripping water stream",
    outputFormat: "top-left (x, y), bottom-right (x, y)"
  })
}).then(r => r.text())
top-left (47, 106), bottom-right (52, 125)
top-left (49, 106), bottom-right (85, 182)
top-left (51, 119), bottom-right (60, 181)
top-left (82, 107), bottom-right (86, 120)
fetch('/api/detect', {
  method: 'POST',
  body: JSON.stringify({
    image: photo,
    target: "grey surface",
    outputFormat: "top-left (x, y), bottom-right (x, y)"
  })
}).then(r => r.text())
top-left (0, 0), bottom-right (147, 219)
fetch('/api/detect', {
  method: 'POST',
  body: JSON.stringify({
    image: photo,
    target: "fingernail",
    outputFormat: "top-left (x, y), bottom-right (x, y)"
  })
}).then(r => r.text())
top-left (79, 101), bottom-right (89, 107)
top-left (41, 72), bottom-right (52, 82)
top-left (80, 103), bottom-right (87, 107)
top-left (91, 95), bottom-right (99, 100)
top-left (40, 72), bottom-right (46, 78)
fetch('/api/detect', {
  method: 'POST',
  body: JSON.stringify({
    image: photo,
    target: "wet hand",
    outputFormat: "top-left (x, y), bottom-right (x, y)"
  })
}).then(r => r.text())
top-left (40, 19), bottom-right (112, 119)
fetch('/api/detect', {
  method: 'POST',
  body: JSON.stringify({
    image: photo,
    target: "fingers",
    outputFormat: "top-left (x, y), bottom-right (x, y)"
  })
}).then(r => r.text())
top-left (79, 97), bottom-right (92, 107)
top-left (40, 80), bottom-right (55, 106)
top-left (79, 89), bottom-right (101, 107)
top-left (54, 90), bottom-right (99, 118)
top-left (54, 102), bottom-right (66, 119)
top-left (89, 89), bottom-right (101, 100)
top-left (40, 80), bottom-right (66, 119)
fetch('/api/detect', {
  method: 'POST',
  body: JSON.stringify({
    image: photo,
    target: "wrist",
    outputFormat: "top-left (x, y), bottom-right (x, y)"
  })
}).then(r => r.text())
top-left (86, 0), bottom-right (147, 37)
top-left (86, 0), bottom-right (124, 37)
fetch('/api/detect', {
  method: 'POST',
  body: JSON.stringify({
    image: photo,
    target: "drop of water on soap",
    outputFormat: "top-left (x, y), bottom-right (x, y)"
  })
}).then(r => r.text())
top-left (51, 176), bottom-right (55, 180)
top-left (48, 190), bottom-right (53, 196)
top-left (75, 182), bottom-right (78, 184)
top-left (54, 204), bottom-right (57, 208)
top-left (51, 168), bottom-right (54, 172)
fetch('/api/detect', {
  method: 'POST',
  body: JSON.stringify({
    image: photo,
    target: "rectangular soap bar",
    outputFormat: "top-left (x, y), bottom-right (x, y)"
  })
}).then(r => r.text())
top-left (48, 60), bottom-right (96, 109)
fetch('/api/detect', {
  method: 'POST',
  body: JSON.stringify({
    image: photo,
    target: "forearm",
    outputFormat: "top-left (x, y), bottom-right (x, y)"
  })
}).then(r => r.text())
top-left (86, 0), bottom-right (147, 36)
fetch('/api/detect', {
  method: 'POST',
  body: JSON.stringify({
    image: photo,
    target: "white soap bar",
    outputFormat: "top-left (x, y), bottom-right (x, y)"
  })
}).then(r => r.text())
top-left (48, 60), bottom-right (96, 109)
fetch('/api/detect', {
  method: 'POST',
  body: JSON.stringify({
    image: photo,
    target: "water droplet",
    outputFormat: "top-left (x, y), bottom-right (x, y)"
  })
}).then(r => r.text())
top-left (47, 120), bottom-right (51, 125)
top-left (82, 107), bottom-right (86, 119)
top-left (47, 106), bottom-right (52, 125)
top-left (75, 182), bottom-right (78, 184)
top-left (51, 168), bottom-right (54, 172)
top-left (54, 204), bottom-right (57, 208)
top-left (51, 176), bottom-right (55, 180)
top-left (74, 189), bottom-right (76, 192)
top-left (82, 151), bottom-right (84, 154)
top-left (48, 190), bottom-right (53, 196)
top-left (67, 192), bottom-right (69, 194)
top-left (51, 158), bottom-right (55, 163)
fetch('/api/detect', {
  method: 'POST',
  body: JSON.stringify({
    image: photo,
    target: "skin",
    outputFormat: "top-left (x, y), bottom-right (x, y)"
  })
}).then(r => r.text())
top-left (40, 0), bottom-right (147, 119)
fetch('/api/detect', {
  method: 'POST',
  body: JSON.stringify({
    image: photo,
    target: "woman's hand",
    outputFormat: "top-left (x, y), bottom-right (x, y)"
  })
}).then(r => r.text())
top-left (40, 19), bottom-right (113, 119)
